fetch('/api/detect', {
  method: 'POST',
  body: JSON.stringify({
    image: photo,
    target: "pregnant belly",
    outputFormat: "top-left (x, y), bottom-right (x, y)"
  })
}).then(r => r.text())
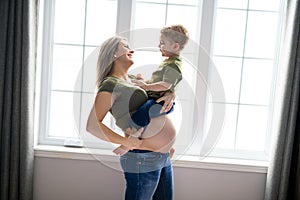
top-left (140, 116), bottom-right (176, 153)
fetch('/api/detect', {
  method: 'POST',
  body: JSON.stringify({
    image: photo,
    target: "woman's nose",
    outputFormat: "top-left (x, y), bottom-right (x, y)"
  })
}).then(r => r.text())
top-left (129, 50), bottom-right (134, 53)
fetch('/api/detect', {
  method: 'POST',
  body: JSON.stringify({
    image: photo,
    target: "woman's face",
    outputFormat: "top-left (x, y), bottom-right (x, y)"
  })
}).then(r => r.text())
top-left (114, 40), bottom-right (134, 66)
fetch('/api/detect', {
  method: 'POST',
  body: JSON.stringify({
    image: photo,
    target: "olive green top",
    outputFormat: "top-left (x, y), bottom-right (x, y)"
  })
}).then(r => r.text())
top-left (147, 57), bottom-right (182, 99)
top-left (97, 76), bottom-right (148, 130)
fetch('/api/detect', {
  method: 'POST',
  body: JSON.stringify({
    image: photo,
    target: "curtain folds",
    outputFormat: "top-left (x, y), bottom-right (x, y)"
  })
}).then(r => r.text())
top-left (0, 0), bottom-right (37, 200)
top-left (264, 0), bottom-right (300, 199)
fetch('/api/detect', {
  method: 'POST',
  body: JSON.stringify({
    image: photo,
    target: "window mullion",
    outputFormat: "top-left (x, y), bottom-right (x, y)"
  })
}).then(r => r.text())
top-left (194, 0), bottom-right (218, 150)
top-left (116, 0), bottom-right (133, 37)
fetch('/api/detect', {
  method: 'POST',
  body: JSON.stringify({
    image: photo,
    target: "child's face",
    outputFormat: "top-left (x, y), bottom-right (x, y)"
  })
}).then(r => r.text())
top-left (158, 35), bottom-right (177, 57)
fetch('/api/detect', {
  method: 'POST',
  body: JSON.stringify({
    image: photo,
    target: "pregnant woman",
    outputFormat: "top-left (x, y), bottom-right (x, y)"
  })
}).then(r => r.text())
top-left (88, 35), bottom-right (177, 200)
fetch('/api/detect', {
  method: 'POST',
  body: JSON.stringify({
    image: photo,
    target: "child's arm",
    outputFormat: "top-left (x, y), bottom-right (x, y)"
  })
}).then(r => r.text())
top-left (128, 73), bottom-right (150, 83)
top-left (132, 79), bottom-right (172, 92)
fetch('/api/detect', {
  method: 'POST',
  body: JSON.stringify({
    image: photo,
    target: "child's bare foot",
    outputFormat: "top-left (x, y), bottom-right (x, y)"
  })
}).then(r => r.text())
top-left (113, 145), bottom-right (130, 156)
top-left (170, 148), bottom-right (175, 159)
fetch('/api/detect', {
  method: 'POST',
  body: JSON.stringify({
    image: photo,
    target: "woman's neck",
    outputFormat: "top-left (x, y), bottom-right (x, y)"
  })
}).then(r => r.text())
top-left (110, 73), bottom-right (127, 80)
top-left (110, 69), bottom-right (128, 80)
top-left (110, 62), bottom-right (131, 80)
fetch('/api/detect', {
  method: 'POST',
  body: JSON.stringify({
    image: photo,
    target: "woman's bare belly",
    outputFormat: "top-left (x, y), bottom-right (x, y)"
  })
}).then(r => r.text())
top-left (136, 115), bottom-right (176, 153)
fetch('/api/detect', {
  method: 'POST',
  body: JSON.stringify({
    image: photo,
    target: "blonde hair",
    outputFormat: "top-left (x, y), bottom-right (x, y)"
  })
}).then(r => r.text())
top-left (96, 36), bottom-right (125, 88)
top-left (161, 24), bottom-right (189, 50)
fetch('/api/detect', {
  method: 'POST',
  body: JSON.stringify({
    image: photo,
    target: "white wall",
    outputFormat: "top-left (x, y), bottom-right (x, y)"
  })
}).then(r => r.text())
top-left (33, 157), bottom-right (266, 200)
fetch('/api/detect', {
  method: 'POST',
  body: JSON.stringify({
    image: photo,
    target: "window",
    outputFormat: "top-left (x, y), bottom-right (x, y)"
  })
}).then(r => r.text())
top-left (208, 0), bottom-right (286, 160)
top-left (37, 0), bottom-right (118, 148)
top-left (36, 0), bottom-right (287, 161)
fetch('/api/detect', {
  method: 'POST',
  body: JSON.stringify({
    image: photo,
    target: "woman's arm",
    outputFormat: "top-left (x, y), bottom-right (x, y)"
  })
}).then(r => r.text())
top-left (156, 92), bottom-right (176, 113)
top-left (93, 91), bottom-right (142, 149)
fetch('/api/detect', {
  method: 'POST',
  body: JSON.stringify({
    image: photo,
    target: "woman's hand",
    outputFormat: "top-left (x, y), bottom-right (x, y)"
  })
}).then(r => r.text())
top-left (122, 127), bottom-right (144, 149)
top-left (156, 92), bottom-right (176, 113)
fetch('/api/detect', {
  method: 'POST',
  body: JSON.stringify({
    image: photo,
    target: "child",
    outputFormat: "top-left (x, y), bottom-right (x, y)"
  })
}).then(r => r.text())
top-left (113, 24), bottom-right (189, 156)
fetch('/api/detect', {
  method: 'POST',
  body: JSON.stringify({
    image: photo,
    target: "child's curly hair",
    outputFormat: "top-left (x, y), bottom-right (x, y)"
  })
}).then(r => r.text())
top-left (161, 24), bottom-right (189, 50)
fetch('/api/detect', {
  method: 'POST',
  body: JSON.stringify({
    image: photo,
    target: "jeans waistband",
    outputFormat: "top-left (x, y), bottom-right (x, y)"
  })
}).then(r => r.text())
top-left (120, 150), bottom-right (171, 173)
top-left (128, 149), bottom-right (153, 153)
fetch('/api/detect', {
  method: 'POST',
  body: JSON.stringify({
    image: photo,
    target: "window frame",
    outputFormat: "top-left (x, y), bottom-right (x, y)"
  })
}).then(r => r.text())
top-left (207, 0), bottom-right (287, 161)
top-left (38, 0), bottom-right (57, 145)
top-left (35, 0), bottom-right (286, 161)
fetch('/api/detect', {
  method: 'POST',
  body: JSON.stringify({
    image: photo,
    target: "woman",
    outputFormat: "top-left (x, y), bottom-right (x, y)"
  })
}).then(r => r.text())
top-left (90, 36), bottom-right (176, 200)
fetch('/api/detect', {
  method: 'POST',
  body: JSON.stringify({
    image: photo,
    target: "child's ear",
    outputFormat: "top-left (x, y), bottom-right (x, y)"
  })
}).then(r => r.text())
top-left (173, 43), bottom-right (180, 51)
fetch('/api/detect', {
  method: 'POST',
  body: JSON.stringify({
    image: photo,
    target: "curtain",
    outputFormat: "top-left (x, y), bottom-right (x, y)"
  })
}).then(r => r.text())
top-left (0, 0), bottom-right (37, 199)
top-left (264, 0), bottom-right (300, 199)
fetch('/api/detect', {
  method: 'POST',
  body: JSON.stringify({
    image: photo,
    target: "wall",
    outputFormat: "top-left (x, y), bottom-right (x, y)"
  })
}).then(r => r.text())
top-left (33, 156), bottom-right (266, 200)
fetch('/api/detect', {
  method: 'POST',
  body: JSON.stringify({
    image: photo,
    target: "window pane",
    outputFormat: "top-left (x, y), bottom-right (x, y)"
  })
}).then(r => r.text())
top-left (166, 5), bottom-right (199, 40)
top-left (129, 50), bottom-right (163, 80)
top-left (171, 98), bottom-right (197, 155)
top-left (131, 2), bottom-right (203, 155)
top-left (85, 0), bottom-right (117, 46)
top-left (136, 0), bottom-right (167, 3)
top-left (79, 93), bottom-right (116, 148)
top-left (82, 46), bottom-right (99, 93)
top-left (240, 59), bottom-right (274, 105)
top-left (211, 0), bottom-right (286, 159)
top-left (51, 45), bottom-right (83, 92)
top-left (53, 0), bottom-right (85, 44)
top-left (213, 9), bottom-right (247, 57)
top-left (48, 91), bottom-right (80, 138)
top-left (249, 0), bottom-right (281, 11)
top-left (134, 2), bottom-right (166, 29)
top-left (168, 0), bottom-right (199, 6)
top-left (217, 0), bottom-right (248, 9)
top-left (244, 11), bottom-right (279, 58)
top-left (212, 56), bottom-right (243, 103)
top-left (236, 105), bottom-right (268, 151)
top-left (214, 103), bottom-right (238, 150)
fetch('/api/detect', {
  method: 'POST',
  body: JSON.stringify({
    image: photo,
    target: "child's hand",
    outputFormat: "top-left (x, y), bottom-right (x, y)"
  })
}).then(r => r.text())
top-left (136, 73), bottom-right (144, 80)
top-left (128, 73), bottom-right (144, 80)
top-left (132, 79), bottom-right (147, 90)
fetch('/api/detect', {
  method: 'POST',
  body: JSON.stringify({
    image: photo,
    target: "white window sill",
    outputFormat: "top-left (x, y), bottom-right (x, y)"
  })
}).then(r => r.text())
top-left (34, 145), bottom-right (268, 174)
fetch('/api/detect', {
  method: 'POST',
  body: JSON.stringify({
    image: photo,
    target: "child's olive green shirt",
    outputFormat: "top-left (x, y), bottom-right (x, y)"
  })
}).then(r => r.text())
top-left (147, 57), bottom-right (182, 99)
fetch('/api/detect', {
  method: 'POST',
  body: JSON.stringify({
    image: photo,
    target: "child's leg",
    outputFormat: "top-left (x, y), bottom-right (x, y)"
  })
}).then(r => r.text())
top-left (148, 101), bottom-right (175, 118)
top-left (170, 147), bottom-right (175, 159)
top-left (130, 99), bottom-right (156, 127)
top-left (131, 99), bottom-right (175, 127)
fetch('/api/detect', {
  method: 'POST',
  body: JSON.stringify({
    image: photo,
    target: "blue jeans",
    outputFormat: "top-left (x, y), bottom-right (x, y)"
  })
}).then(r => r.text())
top-left (120, 150), bottom-right (173, 200)
top-left (130, 98), bottom-right (175, 129)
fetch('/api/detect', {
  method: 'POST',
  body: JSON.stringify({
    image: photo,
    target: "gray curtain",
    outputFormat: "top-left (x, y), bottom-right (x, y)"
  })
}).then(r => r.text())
top-left (264, 0), bottom-right (300, 199)
top-left (0, 0), bottom-right (37, 199)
